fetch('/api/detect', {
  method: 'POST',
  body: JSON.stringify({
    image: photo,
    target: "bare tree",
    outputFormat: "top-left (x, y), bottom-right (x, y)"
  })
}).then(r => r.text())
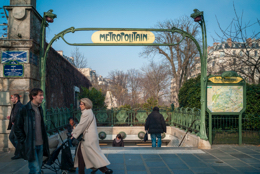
top-left (71, 47), bottom-right (88, 70)
top-left (108, 70), bottom-right (128, 106)
top-left (141, 16), bottom-right (201, 107)
top-left (127, 69), bottom-right (142, 107)
top-left (214, 3), bottom-right (260, 84)
top-left (140, 61), bottom-right (171, 105)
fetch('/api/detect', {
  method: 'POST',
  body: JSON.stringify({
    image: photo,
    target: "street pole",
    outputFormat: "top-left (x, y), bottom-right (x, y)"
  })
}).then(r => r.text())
top-left (39, 10), bottom-right (56, 118)
top-left (191, 9), bottom-right (208, 140)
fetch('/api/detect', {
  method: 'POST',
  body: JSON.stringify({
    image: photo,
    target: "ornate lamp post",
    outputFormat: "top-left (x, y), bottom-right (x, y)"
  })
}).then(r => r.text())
top-left (38, 8), bottom-right (209, 145)
top-left (40, 10), bottom-right (57, 117)
top-left (190, 9), bottom-right (208, 140)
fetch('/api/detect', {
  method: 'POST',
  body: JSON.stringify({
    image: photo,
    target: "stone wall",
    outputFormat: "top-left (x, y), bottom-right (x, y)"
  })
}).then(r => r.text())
top-left (46, 47), bottom-right (91, 109)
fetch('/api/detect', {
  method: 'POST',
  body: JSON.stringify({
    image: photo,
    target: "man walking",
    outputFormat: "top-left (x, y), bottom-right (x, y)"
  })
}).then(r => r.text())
top-left (145, 107), bottom-right (166, 147)
top-left (14, 88), bottom-right (50, 174)
top-left (7, 94), bottom-right (23, 160)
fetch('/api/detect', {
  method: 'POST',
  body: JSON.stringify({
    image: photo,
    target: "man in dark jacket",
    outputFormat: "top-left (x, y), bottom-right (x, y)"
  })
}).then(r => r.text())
top-left (145, 107), bottom-right (166, 147)
top-left (7, 94), bottom-right (23, 160)
top-left (14, 88), bottom-right (50, 174)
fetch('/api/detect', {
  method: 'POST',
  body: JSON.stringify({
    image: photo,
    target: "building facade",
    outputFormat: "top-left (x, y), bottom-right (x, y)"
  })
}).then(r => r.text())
top-left (170, 38), bottom-right (260, 103)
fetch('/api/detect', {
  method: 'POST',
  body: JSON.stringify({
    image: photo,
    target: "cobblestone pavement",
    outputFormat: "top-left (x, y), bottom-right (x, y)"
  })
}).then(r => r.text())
top-left (0, 145), bottom-right (260, 174)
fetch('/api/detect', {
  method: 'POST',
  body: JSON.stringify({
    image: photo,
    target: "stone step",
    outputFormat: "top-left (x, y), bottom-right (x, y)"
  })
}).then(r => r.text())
top-left (70, 147), bottom-right (205, 154)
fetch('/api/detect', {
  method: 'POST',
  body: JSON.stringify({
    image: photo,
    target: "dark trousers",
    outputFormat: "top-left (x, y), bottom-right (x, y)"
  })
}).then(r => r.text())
top-left (9, 126), bottom-right (19, 156)
top-left (77, 143), bottom-right (108, 174)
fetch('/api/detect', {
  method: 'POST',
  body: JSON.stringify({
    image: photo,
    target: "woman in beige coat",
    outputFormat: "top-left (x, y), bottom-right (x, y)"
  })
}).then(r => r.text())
top-left (71, 98), bottom-right (113, 174)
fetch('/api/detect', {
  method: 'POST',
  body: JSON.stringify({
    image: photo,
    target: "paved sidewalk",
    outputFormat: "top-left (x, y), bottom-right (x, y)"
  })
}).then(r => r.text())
top-left (0, 145), bottom-right (260, 174)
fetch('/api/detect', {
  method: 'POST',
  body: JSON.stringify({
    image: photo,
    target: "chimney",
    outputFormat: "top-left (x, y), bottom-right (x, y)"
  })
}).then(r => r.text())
top-left (57, 50), bottom-right (63, 56)
top-left (227, 38), bottom-right (232, 47)
top-left (246, 38), bottom-right (252, 46)
top-left (207, 46), bottom-right (213, 53)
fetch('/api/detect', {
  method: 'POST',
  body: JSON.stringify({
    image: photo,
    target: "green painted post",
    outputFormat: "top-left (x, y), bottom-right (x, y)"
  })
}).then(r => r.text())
top-left (209, 113), bottom-right (212, 144)
top-left (239, 113), bottom-right (242, 145)
top-left (191, 9), bottom-right (208, 140)
top-left (130, 110), bottom-right (133, 127)
top-left (111, 108), bottom-right (114, 127)
top-left (40, 10), bottom-right (57, 118)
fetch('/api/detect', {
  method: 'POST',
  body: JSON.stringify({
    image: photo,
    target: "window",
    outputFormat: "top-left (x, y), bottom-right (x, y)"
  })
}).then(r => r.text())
top-left (220, 52), bottom-right (225, 57)
top-left (74, 86), bottom-right (80, 108)
top-left (233, 50), bottom-right (236, 55)
top-left (240, 51), bottom-right (243, 56)
top-left (233, 58), bottom-right (236, 64)
top-left (212, 61), bottom-right (215, 66)
top-left (255, 51), bottom-right (258, 57)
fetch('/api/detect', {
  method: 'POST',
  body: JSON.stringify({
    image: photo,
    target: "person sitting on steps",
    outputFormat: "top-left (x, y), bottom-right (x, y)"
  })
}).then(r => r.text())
top-left (112, 134), bottom-right (124, 147)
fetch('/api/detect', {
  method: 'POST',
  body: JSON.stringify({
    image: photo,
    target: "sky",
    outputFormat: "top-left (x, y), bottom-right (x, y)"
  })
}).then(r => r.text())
top-left (1, 0), bottom-right (259, 77)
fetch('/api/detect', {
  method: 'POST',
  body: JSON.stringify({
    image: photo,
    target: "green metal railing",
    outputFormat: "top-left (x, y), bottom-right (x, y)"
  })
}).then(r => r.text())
top-left (44, 106), bottom-right (201, 136)
top-left (171, 107), bottom-right (201, 135)
top-left (206, 114), bottom-right (260, 145)
top-left (45, 104), bottom-right (75, 134)
top-left (44, 105), bottom-right (259, 145)
top-left (79, 108), bottom-right (174, 127)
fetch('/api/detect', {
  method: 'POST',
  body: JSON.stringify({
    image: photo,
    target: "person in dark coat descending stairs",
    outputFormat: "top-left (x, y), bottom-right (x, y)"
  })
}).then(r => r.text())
top-left (145, 107), bottom-right (166, 147)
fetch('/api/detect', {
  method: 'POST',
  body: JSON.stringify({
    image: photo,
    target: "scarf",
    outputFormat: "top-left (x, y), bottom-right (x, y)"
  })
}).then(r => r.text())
top-left (115, 138), bottom-right (121, 143)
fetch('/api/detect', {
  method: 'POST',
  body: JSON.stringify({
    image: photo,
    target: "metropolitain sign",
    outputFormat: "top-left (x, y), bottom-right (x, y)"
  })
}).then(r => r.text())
top-left (91, 31), bottom-right (155, 44)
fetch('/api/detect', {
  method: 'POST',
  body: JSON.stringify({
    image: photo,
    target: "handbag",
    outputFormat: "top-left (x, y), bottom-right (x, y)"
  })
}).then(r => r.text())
top-left (144, 132), bottom-right (148, 142)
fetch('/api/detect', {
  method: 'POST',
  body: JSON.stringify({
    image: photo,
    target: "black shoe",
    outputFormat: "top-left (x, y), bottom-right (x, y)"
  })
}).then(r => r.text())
top-left (11, 155), bottom-right (21, 160)
top-left (105, 169), bottom-right (113, 174)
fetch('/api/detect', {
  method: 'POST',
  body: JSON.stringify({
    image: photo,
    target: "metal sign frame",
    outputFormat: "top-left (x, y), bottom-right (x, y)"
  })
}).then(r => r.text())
top-left (206, 75), bottom-right (246, 145)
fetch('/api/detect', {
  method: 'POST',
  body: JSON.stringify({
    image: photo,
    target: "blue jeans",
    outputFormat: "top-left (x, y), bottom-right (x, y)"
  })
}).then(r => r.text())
top-left (151, 133), bottom-right (162, 147)
top-left (28, 145), bottom-right (43, 174)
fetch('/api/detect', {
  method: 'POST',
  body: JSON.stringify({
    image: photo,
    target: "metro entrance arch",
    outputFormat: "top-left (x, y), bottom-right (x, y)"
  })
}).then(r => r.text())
top-left (40, 9), bottom-right (209, 142)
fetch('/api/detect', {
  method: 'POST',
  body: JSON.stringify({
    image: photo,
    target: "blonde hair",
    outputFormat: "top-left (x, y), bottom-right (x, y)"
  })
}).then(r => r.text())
top-left (80, 98), bottom-right (93, 109)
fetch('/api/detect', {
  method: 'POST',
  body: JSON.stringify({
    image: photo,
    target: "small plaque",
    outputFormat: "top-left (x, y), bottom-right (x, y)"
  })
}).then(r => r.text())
top-left (1, 51), bottom-right (28, 63)
top-left (3, 60), bottom-right (24, 77)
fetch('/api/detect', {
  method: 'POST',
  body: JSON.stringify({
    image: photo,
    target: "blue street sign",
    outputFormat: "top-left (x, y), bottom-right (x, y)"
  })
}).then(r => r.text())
top-left (1, 51), bottom-right (28, 63)
top-left (3, 60), bottom-right (24, 77)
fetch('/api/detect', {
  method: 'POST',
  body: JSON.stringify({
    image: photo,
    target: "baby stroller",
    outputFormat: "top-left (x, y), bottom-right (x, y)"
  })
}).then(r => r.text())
top-left (41, 121), bottom-right (74, 174)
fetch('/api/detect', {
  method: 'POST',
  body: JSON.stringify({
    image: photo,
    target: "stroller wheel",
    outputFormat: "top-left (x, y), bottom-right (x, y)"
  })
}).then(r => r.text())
top-left (61, 170), bottom-right (68, 174)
